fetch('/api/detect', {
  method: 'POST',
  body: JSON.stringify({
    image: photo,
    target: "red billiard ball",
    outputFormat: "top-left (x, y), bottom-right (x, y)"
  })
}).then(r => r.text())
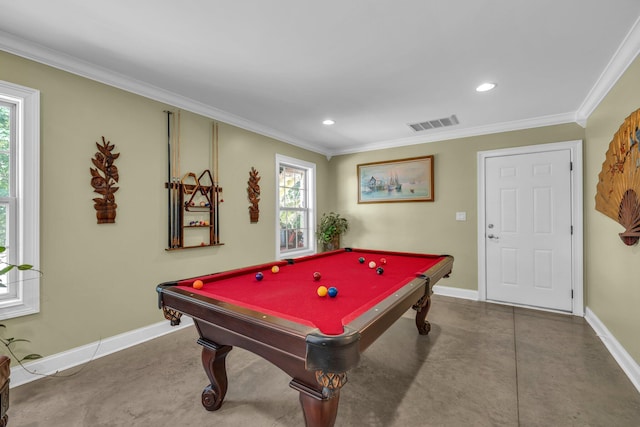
top-left (379, 258), bottom-right (387, 265)
top-left (313, 271), bottom-right (321, 281)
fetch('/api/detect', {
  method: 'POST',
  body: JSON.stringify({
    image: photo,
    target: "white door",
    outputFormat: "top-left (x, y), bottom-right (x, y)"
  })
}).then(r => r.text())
top-left (485, 149), bottom-right (573, 311)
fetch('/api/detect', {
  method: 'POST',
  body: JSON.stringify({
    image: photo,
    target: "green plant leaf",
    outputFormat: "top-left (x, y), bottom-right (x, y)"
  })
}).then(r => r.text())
top-left (21, 353), bottom-right (42, 360)
top-left (0, 246), bottom-right (5, 253)
top-left (18, 264), bottom-right (33, 270)
top-left (0, 265), bottom-right (15, 275)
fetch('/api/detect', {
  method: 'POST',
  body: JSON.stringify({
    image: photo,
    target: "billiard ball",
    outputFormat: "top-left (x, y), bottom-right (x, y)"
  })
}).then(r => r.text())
top-left (380, 258), bottom-right (387, 265)
top-left (368, 261), bottom-right (376, 269)
top-left (272, 265), bottom-right (280, 274)
top-left (328, 287), bottom-right (338, 297)
top-left (192, 279), bottom-right (204, 289)
top-left (313, 271), bottom-right (321, 281)
top-left (200, 201), bottom-right (206, 207)
top-left (255, 272), bottom-right (264, 281)
top-left (317, 286), bottom-right (328, 297)
top-left (376, 267), bottom-right (384, 275)
top-left (358, 257), bottom-right (365, 264)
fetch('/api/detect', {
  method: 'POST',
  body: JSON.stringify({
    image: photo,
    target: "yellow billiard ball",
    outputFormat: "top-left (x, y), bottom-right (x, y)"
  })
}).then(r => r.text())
top-left (317, 286), bottom-right (328, 297)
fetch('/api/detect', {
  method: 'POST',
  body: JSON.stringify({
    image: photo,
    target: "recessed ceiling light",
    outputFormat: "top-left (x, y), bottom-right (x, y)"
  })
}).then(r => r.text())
top-left (476, 82), bottom-right (497, 92)
top-left (322, 119), bottom-right (335, 125)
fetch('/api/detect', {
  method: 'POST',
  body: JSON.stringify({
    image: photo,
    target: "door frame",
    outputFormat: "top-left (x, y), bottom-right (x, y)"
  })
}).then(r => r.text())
top-left (477, 140), bottom-right (584, 316)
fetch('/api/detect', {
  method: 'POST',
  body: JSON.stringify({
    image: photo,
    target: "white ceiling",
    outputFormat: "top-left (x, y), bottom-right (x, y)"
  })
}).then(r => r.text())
top-left (1, 1), bottom-right (640, 156)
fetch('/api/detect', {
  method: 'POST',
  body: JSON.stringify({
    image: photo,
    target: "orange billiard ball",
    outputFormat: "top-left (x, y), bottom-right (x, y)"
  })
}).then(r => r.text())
top-left (192, 279), bottom-right (204, 289)
top-left (272, 265), bottom-right (280, 274)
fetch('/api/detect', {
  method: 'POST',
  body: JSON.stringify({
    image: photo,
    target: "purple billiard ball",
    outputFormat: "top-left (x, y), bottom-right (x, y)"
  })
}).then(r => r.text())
top-left (255, 272), bottom-right (264, 281)
top-left (328, 287), bottom-right (338, 297)
top-left (376, 267), bottom-right (384, 275)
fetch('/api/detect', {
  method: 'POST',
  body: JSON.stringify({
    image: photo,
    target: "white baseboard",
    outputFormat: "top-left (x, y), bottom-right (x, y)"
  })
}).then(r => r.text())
top-left (585, 307), bottom-right (640, 394)
top-left (433, 284), bottom-right (479, 301)
top-left (10, 317), bottom-right (193, 388)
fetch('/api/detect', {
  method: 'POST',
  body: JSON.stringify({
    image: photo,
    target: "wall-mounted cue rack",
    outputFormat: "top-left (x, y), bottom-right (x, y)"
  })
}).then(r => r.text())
top-left (165, 111), bottom-right (223, 250)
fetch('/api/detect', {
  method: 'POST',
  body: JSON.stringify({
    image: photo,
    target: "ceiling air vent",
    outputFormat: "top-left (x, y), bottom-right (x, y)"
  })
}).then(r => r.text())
top-left (409, 114), bottom-right (459, 132)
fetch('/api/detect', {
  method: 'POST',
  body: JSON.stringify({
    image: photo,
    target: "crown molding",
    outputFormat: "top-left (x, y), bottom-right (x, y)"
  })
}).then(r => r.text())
top-left (0, 30), bottom-right (328, 157)
top-left (328, 111), bottom-right (578, 156)
top-left (576, 15), bottom-right (640, 125)
top-left (2, 21), bottom-right (639, 159)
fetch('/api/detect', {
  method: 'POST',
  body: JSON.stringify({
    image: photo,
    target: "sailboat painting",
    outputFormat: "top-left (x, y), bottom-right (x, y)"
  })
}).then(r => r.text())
top-left (358, 155), bottom-right (434, 203)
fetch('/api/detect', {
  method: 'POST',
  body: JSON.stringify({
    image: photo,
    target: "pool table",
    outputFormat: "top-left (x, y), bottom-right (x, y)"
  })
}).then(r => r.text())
top-left (157, 248), bottom-right (453, 427)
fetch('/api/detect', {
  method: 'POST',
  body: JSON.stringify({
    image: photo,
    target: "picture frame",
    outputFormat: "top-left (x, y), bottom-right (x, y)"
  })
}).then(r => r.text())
top-left (357, 155), bottom-right (434, 203)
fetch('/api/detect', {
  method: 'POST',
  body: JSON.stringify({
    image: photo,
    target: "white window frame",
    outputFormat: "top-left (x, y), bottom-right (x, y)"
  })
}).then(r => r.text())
top-left (0, 80), bottom-right (40, 320)
top-left (275, 154), bottom-right (316, 259)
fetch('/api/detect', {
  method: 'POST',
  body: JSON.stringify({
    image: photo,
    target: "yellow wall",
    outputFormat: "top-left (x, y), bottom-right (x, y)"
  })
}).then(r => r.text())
top-left (2, 45), bottom-right (639, 367)
top-left (585, 54), bottom-right (640, 362)
top-left (332, 124), bottom-right (584, 291)
top-left (0, 50), bottom-right (331, 358)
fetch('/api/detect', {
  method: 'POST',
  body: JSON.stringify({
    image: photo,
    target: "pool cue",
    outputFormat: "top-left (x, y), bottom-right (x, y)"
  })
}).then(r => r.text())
top-left (165, 110), bottom-right (173, 249)
top-left (214, 122), bottom-right (220, 244)
top-left (172, 110), bottom-right (184, 247)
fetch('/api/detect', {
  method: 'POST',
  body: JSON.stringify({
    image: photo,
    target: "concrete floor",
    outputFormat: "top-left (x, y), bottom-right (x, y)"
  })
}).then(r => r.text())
top-left (9, 295), bottom-right (640, 426)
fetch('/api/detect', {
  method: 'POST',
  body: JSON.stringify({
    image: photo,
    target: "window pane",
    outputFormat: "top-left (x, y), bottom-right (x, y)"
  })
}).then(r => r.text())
top-left (0, 105), bottom-right (9, 198)
top-left (0, 204), bottom-right (6, 247)
top-left (0, 204), bottom-right (6, 294)
top-left (279, 165), bottom-right (306, 209)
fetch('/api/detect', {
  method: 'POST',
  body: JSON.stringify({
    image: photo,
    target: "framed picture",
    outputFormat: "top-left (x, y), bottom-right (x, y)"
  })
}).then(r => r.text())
top-left (357, 155), bottom-right (434, 203)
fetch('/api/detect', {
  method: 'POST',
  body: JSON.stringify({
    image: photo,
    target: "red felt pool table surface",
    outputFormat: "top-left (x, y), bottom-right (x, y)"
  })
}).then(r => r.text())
top-left (175, 248), bottom-right (448, 335)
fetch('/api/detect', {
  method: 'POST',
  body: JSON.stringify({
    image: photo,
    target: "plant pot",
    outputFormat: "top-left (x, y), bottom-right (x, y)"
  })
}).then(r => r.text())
top-left (95, 203), bottom-right (117, 224)
top-left (322, 235), bottom-right (340, 251)
top-left (0, 355), bottom-right (9, 427)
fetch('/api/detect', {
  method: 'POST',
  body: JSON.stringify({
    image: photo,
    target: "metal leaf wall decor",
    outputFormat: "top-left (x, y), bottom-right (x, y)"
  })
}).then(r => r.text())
top-left (595, 108), bottom-right (640, 245)
top-left (247, 167), bottom-right (260, 223)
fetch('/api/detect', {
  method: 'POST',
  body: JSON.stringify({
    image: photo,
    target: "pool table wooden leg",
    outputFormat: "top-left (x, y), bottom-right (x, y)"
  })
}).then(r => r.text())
top-left (413, 280), bottom-right (432, 335)
top-left (198, 338), bottom-right (232, 411)
top-left (291, 377), bottom-right (342, 427)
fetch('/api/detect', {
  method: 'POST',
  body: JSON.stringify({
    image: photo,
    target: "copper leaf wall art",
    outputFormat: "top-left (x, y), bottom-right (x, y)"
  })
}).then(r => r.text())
top-left (595, 108), bottom-right (640, 245)
top-left (90, 136), bottom-right (120, 224)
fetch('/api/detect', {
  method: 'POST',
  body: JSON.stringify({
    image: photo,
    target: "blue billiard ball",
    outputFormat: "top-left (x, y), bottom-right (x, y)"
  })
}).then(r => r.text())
top-left (376, 267), bottom-right (384, 275)
top-left (328, 287), bottom-right (338, 297)
top-left (255, 272), bottom-right (264, 281)
top-left (358, 257), bottom-right (365, 264)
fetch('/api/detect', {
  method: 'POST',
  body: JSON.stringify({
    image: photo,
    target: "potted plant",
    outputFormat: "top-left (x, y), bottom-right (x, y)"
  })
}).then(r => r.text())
top-left (0, 247), bottom-right (41, 425)
top-left (317, 212), bottom-right (349, 251)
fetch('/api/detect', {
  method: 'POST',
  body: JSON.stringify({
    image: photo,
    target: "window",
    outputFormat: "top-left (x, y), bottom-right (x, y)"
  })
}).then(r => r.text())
top-left (0, 80), bottom-right (40, 320)
top-left (276, 154), bottom-right (316, 258)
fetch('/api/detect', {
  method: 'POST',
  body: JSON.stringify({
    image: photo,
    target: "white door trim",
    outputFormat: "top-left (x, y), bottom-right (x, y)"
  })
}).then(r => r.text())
top-left (477, 140), bottom-right (584, 316)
